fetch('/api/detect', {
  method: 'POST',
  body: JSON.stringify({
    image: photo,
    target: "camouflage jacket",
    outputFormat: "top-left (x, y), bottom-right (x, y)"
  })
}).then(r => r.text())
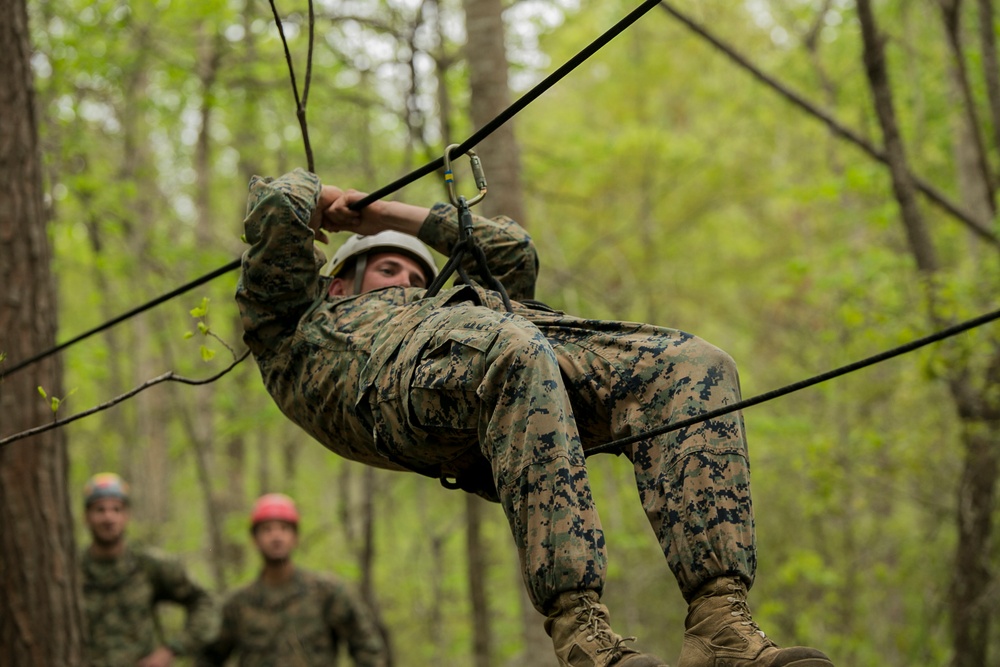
top-left (236, 169), bottom-right (541, 492)
top-left (81, 544), bottom-right (216, 666)
top-left (197, 568), bottom-right (387, 667)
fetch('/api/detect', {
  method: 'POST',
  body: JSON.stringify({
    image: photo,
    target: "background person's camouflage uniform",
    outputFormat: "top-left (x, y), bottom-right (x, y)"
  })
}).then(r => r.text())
top-left (81, 544), bottom-right (216, 666)
top-left (198, 568), bottom-right (387, 667)
top-left (236, 170), bottom-right (756, 612)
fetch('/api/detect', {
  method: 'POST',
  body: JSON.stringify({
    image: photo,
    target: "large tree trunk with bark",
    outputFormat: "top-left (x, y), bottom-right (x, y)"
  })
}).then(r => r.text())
top-left (463, 0), bottom-right (526, 223)
top-left (0, 0), bottom-right (84, 664)
top-left (461, 1), bottom-right (552, 664)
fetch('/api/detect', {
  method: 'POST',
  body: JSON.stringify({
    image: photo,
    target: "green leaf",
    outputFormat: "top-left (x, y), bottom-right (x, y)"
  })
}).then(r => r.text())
top-left (37, 386), bottom-right (48, 399)
top-left (50, 397), bottom-right (61, 413)
top-left (189, 297), bottom-right (210, 318)
top-left (183, 331), bottom-right (195, 339)
top-left (200, 345), bottom-right (216, 362)
top-left (197, 322), bottom-right (209, 335)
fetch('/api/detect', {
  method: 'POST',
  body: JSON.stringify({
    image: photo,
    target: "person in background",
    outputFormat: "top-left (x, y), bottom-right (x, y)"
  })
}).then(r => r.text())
top-left (80, 472), bottom-right (216, 667)
top-left (198, 493), bottom-right (388, 667)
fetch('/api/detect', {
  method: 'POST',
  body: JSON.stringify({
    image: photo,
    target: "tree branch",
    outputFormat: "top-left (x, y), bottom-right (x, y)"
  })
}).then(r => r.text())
top-left (658, 1), bottom-right (1000, 247)
top-left (268, 0), bottom-right (315, 172)
top-left (0, 350), bottom-right (250, 449)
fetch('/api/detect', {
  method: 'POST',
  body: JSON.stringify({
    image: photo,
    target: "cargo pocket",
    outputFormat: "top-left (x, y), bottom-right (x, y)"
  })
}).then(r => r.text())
top-left (408, 326), bottom-right (499, 433)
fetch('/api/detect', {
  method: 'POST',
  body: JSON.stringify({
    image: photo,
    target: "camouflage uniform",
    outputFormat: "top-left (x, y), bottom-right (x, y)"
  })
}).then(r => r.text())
top-left (236, 169), bottom-right (756, 612)
top-left (80, 544), bottom-right (216, 666)
top-left (198, 568), bottom-right (387, 667)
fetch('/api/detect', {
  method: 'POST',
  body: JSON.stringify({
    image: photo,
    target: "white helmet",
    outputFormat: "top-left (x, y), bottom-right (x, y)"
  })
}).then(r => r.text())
top-left (321, 231), bottom-right (438, 293)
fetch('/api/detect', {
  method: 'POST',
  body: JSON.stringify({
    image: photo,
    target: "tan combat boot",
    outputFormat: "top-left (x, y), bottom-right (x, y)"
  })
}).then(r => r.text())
top-left (544, 590), bottom-right (668, 667)
top-left (679, 577), bottom-right (834, 667)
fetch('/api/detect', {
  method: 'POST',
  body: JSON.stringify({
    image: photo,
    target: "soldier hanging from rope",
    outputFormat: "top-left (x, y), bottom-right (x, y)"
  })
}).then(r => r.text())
top-left (234, 162), bottom-right (835, 667)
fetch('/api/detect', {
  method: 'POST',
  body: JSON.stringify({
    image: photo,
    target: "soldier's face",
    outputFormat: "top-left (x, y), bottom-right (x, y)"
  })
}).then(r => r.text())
top-left (253, 520), bottom-right (298, 563)
top-left (85, 498), bottom-right (129, 547)
top-left (360, 253), bottom-right (428, 292)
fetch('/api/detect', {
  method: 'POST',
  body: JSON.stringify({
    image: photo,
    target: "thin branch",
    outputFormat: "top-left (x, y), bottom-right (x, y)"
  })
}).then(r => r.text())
top-left (0, 350), bottom-right (251, 449)
top-left (976, 0), bottom-right (1000, 172)
top-left (268, 0), bottom-right (315, 171)
top-left (658, 1), bottom-right (1000, 247)
top-left (856, 0), bottom-right (941, 278)
top-left (936, 0), bottom-right (996, 210)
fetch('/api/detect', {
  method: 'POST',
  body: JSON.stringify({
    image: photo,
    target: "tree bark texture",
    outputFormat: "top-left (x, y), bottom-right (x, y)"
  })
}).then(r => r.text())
top-left (0, 0), bottom-right (84, 663)
top-left (466, 494), bottom-right (493, 667)
top-left (463, 0), bottom-right (526, 224)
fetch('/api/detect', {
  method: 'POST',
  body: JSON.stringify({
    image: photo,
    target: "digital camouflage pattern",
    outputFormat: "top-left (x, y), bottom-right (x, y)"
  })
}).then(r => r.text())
top-left (80, 544), bottom-right (216, 666)
top-left (236, 169), bottom-right (756, 611)
top-left (197, 568), bottom-right (387, 667)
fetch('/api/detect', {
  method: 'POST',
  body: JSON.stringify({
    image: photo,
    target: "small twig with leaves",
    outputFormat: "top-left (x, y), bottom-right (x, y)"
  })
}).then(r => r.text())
top-left (37, 386), bottom-right (78, 421)
top-left (0, 349), bottom-right (251, 449)
top-left (184, 297), bottom-right (238, 361)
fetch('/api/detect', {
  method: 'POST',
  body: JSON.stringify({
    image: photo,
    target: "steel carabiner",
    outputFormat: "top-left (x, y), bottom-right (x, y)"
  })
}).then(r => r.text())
top-left (443, 144), bottom-right (488, 208)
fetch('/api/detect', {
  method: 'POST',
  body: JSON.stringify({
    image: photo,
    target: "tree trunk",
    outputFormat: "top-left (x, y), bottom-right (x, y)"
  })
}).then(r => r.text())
top-left (0, 0), bottom-right (84, 663)
top-left (463, 0), bottom-right (526, 223)
top-left (466, 494), bottom-right (494, 667)
top-left (856, 3), bottom-right (1000, 665)
top-left (460, 1), bottom-right (542, 661)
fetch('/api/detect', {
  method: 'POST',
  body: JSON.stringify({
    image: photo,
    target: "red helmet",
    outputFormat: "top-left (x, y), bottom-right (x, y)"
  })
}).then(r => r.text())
top-left (250, 493), bottom-right (299, 530)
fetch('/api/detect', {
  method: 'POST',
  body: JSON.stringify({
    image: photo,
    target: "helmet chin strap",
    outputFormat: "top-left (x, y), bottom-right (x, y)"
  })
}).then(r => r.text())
top-left (352, 255), bottom-right (368, 295)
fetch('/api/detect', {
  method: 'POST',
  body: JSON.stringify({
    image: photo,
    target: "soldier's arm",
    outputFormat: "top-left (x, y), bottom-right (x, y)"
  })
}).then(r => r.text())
top-left (320, 188), bottom-right (539, 301)
top-left (418, 203), bottom-right (539, 301)
top-left (194, 598), bottom-right (239, 667)
top-left (236, 168), bottom-right (328, 357)
top-left (146, 552), bottom-right (218, 657)
top-left (324, 581), bottom-right (388, 667)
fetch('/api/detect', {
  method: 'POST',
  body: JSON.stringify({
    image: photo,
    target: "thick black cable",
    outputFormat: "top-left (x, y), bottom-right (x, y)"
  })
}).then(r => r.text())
top-left (586, 307), bottom-right (1000, 456)
top-left (3, 1), bottom-right (661, 379)
top-left (0, 258), bottom-right (242, 380)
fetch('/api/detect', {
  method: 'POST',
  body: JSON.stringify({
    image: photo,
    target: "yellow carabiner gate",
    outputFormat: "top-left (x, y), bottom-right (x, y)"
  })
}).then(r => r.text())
top-left (443, 144), bottom-right (488, 208)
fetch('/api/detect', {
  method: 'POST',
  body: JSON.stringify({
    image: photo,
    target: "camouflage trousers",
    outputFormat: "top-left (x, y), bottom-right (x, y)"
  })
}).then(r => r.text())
top-left (364, 301), bottom-right (756, 612)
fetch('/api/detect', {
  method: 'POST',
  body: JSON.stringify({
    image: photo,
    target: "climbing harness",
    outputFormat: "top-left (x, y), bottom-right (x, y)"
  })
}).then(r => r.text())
top-left (424, 145), bottom-right (514, 313)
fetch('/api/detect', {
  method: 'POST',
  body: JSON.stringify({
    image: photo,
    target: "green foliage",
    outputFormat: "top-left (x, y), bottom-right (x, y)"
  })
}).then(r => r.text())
top-left (28, 0), bottom-right (1000, 664)
top-left (37, 385), bottom-right (78, 415)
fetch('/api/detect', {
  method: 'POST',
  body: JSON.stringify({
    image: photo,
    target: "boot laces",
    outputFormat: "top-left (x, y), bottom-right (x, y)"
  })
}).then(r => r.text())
top-left (725, 582), bottom-right (767, 640)
top-left (572, 594), bottom-right (638, 660)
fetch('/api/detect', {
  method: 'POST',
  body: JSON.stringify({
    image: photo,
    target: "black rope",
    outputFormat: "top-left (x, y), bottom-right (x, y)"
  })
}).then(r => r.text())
top-left (0, 258), bottom-right (242, 380)
top-left (350, 0), bottom-right (664, 211)
top-left (586, 306), bottom-right (1000, 456)
top-left (2, 1), bottom-right (661, 379)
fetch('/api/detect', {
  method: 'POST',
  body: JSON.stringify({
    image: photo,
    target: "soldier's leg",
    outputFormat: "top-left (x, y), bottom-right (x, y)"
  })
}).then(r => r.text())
top-left (377, 307), bottom-right (670, 666)
top-left (370, 306), bottom-right (606, 611)
top-left (542, 317), bottom-right (754, 597)
top-left (546, 317), bottom-right (834, 667)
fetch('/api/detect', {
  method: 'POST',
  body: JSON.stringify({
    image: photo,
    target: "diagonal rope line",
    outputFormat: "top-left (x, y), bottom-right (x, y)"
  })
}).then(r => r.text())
top-left (657, 1), bottom-right (999, 246)
top-left (0, 259), bottom-right (242, 380)
top-left (586, 307), bottom-right (1000, 456)
top-left (1, 0), bottom-right (662, 380)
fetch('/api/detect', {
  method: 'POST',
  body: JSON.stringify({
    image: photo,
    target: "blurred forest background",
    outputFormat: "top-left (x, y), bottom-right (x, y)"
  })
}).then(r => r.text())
top-left (2, 0), bottom-right (1000, 665)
